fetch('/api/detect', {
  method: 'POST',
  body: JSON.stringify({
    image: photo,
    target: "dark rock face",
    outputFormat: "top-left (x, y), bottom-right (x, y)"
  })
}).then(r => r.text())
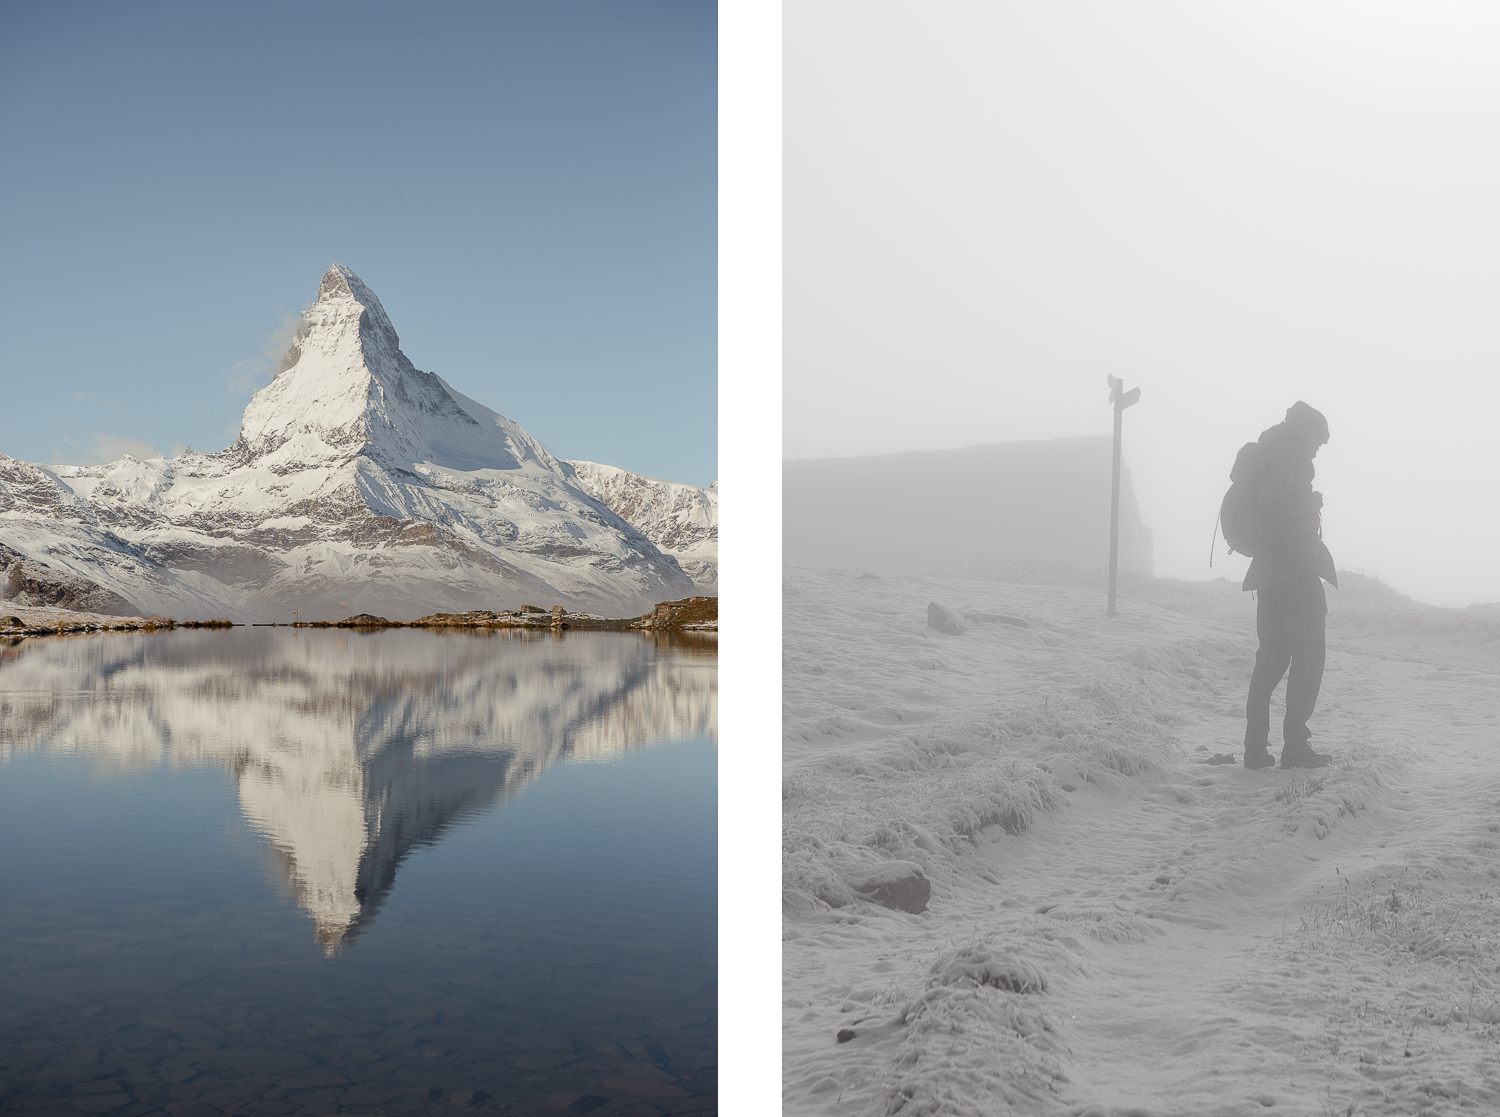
top-left (849, 861), bottom-right (931, 914)
top-left (927, 602), bottom-right (967, 635)
top-left (0, 547), bottom-right (141, 616)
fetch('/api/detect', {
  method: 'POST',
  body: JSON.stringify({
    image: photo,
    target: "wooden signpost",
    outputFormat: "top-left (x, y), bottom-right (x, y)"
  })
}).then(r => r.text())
top-left (1106, 376), bottom-right (1141, 618)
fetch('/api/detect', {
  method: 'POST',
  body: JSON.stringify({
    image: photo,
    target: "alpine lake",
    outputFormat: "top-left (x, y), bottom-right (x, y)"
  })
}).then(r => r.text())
top-left (0, 626), bottom-right (716, 1117)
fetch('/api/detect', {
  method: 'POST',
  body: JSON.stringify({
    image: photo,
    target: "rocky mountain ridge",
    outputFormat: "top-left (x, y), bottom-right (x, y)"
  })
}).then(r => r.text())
top-left (567, 460), bottom-right (717, 592)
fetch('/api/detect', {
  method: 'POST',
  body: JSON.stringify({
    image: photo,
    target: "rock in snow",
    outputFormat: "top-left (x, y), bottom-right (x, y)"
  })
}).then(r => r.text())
top-left (926, 602), bottom-right (968, 635)
top-left (0, 265), bottom-right (716, 621)
top-left (848, 861), bottom-right (931, 914)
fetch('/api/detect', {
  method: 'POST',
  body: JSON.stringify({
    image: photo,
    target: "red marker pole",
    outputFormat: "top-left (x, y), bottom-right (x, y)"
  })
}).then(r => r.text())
top-left (1106, 376), bottom-right (1141, 618)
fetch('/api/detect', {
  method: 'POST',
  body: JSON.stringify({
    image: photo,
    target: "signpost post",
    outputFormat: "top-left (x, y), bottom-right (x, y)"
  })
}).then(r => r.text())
top-left (1106, 376), bottom-right (1141, 618)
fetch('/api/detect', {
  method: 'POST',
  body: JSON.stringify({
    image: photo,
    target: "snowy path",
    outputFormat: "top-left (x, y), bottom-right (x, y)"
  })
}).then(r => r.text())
top-left (783, 567), bottom-right (1500, 1117)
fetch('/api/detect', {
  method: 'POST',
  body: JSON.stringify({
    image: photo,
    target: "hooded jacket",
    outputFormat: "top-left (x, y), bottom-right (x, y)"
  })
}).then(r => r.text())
top-left (1242, 420), bottom-right (1337, 592)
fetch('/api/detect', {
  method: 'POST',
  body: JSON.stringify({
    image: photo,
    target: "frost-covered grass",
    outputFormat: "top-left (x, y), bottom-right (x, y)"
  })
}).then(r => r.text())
top-left (1276, 775), bottom-right (1327, 804)
top-left (783, 679), bottom-right (1181, 914)
top-left (1290, 859), bottom-right (1500, 992)
top-left (1271, 866), bottom-right (1500, 1103)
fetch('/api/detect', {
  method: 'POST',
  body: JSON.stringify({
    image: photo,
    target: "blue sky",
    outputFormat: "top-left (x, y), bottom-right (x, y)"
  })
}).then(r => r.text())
top-left (0, 0), bottom-right (716, 486)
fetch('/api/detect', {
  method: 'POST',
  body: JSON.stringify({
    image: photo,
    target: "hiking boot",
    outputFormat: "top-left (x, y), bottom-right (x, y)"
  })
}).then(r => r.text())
top-left (1244, 747), bottom-right (1276, 769)
top-left (1279, 742), bottom-right (1330, 769)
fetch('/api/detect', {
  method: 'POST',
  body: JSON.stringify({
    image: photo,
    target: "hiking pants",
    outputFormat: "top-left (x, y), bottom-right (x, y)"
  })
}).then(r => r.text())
top-left (1244, 575), bottom-right (1326, 750)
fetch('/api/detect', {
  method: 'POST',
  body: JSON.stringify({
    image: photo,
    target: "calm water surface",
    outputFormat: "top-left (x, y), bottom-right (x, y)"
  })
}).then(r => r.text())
top-left (0, 628), bottom-right (716, 1116)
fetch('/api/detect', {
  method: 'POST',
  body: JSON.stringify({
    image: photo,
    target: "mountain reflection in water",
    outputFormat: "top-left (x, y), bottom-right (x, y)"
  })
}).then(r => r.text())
top-left (0, 628), bottom-right (716, 953)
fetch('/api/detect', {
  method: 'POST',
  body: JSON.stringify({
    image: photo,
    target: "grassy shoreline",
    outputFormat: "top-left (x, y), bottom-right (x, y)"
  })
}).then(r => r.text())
top-left (0, 596), bottom-right (717, 639)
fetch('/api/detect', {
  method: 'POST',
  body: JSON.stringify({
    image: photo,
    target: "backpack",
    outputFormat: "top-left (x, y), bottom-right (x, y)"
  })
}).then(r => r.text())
top-left (1219, 442), bottom-right (1269, 557)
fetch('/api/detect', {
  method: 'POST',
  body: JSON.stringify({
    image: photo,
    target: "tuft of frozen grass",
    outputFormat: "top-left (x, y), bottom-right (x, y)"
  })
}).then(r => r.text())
top-left (1275, 776), bottom-right (1326, 804)
top-left (928, 943), bottom-right (1047, 994)
top-left (1266, 740), bottom-right (1391, 841)
top-left (1282, 864), bottom-right (1500, 1057)
top-left (1295, 867), bottom-right (1500, 964)
top-left (875, 939), bottom-right (1069, 1117)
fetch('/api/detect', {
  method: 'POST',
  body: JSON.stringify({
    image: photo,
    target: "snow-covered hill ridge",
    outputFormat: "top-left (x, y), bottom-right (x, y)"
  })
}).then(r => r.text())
top-left (566, 460), bottom-right (717, 592)
top-left (0, 265), bottom-right (708, 620)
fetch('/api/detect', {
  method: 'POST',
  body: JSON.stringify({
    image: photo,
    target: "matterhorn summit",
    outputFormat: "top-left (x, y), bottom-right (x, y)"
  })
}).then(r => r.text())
top-left (235, 265), bottom-right (557, 472)
top-left (0, 265), bottom-right (712, 619)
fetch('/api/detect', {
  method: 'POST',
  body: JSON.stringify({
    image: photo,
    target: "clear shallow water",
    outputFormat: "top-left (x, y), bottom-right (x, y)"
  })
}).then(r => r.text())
top-left (0, 628), bottom-right (716, 1116)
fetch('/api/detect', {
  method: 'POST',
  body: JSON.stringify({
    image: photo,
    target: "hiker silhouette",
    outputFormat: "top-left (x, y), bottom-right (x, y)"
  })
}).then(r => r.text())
top-left (1232, 401), bottom-right (1337, 770)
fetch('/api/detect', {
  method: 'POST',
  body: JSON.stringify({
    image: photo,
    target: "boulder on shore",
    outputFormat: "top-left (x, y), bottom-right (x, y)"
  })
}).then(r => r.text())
top-left (338, 613), bottom-right (390, 627)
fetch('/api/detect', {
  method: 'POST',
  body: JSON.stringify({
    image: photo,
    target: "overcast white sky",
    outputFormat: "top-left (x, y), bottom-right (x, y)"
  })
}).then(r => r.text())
top-left (784, 1), bottom-right (1500, 608)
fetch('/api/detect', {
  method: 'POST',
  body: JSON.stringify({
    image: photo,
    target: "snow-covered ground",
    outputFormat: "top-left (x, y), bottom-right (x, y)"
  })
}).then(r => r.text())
top-left (783, 563), bottom-right (1500, 1117)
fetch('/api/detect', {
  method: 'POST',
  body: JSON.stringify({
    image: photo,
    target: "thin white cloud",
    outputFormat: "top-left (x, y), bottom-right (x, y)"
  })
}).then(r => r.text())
top-left (226, 310), bottom-right (309, 395)
top-left (49, 433), bottom-right (164, 466)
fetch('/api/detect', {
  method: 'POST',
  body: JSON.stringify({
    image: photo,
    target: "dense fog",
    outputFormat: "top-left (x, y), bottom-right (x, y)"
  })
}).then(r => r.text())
top-left (785, 2), bottom-right (1500, 607)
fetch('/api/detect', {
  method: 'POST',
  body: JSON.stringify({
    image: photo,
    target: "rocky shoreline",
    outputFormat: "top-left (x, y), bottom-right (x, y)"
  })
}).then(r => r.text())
top-left (0, 596), bottom-right (716, 639)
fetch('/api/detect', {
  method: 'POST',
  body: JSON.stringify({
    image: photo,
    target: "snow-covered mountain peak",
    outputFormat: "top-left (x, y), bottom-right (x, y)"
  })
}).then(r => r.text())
top-left (235, 265), bottom-right (553, 473)
top-left (3, 264), bottom-right (714, 618)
